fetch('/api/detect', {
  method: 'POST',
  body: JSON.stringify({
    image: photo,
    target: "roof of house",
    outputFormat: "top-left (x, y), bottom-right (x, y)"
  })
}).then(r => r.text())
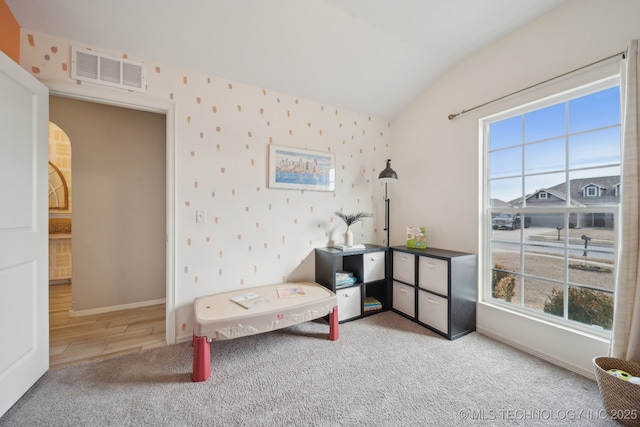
top-left (507, 175), bottom-right (620, 207)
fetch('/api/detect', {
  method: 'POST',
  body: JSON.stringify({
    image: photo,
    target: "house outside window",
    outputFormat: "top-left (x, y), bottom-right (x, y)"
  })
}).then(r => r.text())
top-left (483, 77), bottom-right (620, 335)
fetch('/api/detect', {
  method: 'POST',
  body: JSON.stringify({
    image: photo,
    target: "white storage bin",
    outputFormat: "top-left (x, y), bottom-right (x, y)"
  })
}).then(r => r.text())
top-left (337, 286), bottom-right (361, 321)
top-left (418, 257), bottom-right (448, 296)
top-left (393, 252), bottom-right (415, 285)
top-left (393, 281), bottom-right (415, 317)
top-left (418, 290), bottom-right (448, 334)
top-left (363, 251), bottom-right (385, 282)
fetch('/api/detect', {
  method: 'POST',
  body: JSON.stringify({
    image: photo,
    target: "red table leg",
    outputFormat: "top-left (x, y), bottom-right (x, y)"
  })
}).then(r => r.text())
top-left (329, 306), bottom-right (339, 341)
top-left (192, 335), bottom-right (210, 382)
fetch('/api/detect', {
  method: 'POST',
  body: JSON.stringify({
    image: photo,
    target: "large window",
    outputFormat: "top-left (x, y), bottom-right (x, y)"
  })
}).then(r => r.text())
top-left (483, 77), bottom-right (620, 335)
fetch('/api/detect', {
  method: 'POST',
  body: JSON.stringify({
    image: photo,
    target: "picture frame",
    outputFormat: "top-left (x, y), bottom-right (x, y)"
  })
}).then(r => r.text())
top-left (268, 144), bottom-right (336, 191)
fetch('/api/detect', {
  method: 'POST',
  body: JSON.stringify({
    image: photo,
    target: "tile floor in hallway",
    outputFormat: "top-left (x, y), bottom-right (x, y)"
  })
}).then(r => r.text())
top-left (49, 283), bottom-right (166, 368)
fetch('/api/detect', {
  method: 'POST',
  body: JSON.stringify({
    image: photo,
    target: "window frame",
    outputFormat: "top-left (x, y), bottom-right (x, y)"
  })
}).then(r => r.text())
top-left (480, 76), bottom-right (620, 338)
top-left (585, 186), bottom-right (598, 197)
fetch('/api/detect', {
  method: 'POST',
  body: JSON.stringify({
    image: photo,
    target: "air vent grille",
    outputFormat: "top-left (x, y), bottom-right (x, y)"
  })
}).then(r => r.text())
top-left (122, 62), bottom-right (142, 88)
top-left (75, 51), bottom-right (98, 79)
top-left (72, 46), bottom-right (146, 92)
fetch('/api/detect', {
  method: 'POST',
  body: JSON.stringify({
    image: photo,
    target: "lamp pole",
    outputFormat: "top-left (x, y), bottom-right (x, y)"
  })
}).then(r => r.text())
top-left (384, 182), bottom-right (390, 247)
top-left (378, 159), bottom-right (397, 247)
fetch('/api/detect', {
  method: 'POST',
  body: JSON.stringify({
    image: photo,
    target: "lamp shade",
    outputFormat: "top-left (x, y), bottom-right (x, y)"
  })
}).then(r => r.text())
top-left (378, 159), bottom-right (398, 182)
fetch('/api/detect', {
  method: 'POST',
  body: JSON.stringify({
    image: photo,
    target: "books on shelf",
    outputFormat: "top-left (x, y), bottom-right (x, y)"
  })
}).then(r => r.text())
top-left (336, 270), bottom-right (352, 280)
top-left (406, 226), bottom-right (427, 249)
top-left (336, 270), bottom-right (356, 287)
top-left (334, 244), bottom-right (366, 251)
top-left (336, 271), bottom-right (353, 281)
top-left (230, 292), bottom-right (269, 309)
top-left (336, 277), bottom-right (357, 287)
top-left (277, 287), bottom-right (307, 298)
top-left (363, 297), bottom-right (382, 312)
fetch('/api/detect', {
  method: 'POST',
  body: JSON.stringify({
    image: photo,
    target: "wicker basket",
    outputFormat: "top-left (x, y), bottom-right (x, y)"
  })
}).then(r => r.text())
top-left (593, 356), bottom-right (640, 427)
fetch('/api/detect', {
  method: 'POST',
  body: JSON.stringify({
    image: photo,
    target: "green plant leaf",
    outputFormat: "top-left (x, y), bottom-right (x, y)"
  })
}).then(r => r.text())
top-left (334, 210), bottom-right (372, 226)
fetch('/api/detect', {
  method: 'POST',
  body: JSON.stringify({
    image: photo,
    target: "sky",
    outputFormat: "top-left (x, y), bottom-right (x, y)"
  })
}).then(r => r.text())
top-left (488, 86), bottom-right (621, 204)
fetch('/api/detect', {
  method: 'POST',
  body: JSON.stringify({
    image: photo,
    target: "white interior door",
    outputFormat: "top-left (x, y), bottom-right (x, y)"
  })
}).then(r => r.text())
top-left (0, 51), bottom-right (49, 416)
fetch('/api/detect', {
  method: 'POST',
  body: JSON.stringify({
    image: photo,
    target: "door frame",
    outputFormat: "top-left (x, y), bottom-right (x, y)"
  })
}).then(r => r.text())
top-left (47, 83), bottom-right (177, 344)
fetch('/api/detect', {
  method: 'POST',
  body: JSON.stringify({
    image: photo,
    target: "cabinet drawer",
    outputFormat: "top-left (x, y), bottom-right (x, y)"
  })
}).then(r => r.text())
top-left (363, 251), bottom-right (385, 282)
top-left (418, 257), bottom-right (448, 296)
top-left (418, 291), bottom-right (448, 334)
top-left (337, 286), bottom-right (361, 321)
top-left (393, 252), bottom-right (415, 284)
top-left (392, 281), bottom-right (415, 317)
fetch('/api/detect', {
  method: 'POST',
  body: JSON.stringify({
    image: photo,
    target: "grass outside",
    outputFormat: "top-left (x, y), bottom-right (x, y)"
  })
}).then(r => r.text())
top-left (491, 227), bottom-right (615, 314)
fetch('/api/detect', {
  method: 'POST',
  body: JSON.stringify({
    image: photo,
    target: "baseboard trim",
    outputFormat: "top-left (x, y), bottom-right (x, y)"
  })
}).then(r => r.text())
top-left (477, 327), bottom-right (596, 380)
top-left (69, 298), bottom-right (166, 318)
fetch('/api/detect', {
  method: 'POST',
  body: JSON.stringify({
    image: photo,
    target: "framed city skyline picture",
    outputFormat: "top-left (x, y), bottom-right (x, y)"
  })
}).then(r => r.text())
top-left (268, 144), bottom-right (336, 191)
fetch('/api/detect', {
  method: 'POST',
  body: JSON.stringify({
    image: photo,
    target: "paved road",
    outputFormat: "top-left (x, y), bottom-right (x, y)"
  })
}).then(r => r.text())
top-left (491, 227), bottom-right (615, 262)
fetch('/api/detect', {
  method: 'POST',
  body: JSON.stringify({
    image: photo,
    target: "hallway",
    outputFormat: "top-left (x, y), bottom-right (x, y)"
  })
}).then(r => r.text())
top-left (49, 284), bottom-right (166, 368)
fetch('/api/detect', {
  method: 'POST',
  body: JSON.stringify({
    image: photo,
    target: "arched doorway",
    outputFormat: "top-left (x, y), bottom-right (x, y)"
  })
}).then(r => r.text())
top-left (48, 122), bottom-right (73, 284)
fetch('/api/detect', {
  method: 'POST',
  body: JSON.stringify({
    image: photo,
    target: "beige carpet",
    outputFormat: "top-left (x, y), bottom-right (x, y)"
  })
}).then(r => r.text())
top-left (0, 311), bottom-right (616, 426)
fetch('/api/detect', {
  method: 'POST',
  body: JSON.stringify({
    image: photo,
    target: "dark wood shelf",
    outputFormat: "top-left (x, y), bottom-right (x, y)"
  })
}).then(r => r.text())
top-left (391, 246), bottom-right (477, 340)
top-left (315, 244), bottom-right (390, 323)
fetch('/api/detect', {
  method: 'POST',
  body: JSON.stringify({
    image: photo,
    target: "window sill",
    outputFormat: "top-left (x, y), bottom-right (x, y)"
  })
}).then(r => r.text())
top-left (478, 299), bottom-right (611, 343)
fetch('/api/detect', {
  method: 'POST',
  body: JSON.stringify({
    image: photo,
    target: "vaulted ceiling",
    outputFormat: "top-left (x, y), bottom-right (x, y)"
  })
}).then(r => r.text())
top-left (7, 0), bottom-right (565, 119)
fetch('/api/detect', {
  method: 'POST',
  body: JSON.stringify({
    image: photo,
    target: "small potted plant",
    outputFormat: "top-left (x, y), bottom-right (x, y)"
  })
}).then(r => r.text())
top-left (334, 210), bottom-right (372, 246)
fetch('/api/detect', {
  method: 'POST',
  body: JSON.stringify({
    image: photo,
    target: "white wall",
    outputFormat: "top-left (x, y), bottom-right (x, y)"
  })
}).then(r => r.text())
top-left (19, 30), bottom-right (391, 341)
top-left (391, 0), bottom-right (640, 377)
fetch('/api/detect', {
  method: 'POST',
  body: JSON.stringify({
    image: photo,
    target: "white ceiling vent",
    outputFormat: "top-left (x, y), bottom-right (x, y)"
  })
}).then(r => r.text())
top-left (71, 46), bottom-right (146, 92)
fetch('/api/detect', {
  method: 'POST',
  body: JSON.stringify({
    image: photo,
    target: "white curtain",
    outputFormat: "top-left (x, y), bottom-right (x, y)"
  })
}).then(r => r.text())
top-left (612, 39), bottom-right (640, 363)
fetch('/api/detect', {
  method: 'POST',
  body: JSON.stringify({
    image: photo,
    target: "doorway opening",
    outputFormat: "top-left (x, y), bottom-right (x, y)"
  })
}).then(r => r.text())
top-left (48, 121), bottom-right (72, 284)
top-left (48, 96), bottom-right (168, 367)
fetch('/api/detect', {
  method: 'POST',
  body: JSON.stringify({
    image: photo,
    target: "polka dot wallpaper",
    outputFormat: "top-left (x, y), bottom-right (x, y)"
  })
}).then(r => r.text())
top-left (20, 30), bottom-right (392, 340)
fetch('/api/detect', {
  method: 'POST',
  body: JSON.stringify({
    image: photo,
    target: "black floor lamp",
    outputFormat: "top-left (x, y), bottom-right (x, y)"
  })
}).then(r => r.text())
top-left (378, 159), bottom-right (398, 246)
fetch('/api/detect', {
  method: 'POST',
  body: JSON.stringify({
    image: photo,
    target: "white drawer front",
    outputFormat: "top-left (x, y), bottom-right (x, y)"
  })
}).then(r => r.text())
top-left (418, 257), bottom-right (448, 296)
top-left (392, 281), bottom-right (415, 317)
top-left (363, 251), bottom-right (385, 282)
top-left (337, 286), bottom-right (361, 321)
top-left (418, 291), bottom-right (448, 334)
top-left (393, 252), bottom-right (415, 284)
